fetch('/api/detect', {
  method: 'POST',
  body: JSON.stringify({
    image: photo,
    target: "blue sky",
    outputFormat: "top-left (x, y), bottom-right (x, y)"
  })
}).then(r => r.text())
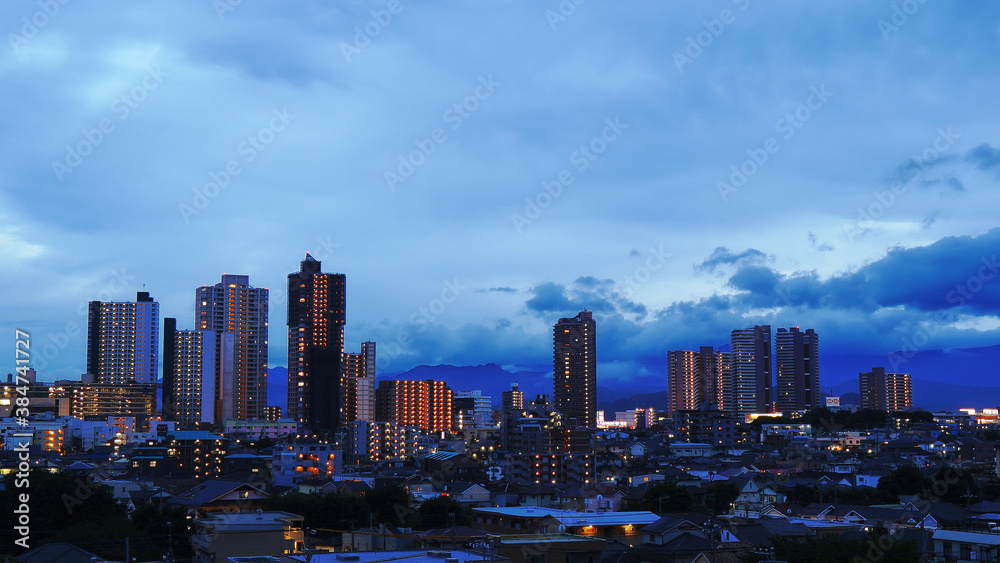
top-left (2, 1), bottom-right (999, 390)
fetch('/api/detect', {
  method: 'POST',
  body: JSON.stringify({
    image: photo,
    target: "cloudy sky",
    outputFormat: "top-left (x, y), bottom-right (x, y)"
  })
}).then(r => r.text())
top-left (2, 1), bottom-right (999, 393)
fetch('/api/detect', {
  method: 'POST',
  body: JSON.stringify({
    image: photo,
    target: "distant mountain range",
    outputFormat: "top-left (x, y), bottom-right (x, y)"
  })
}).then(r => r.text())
top-left (262, 343), bottom-right (1000, 412)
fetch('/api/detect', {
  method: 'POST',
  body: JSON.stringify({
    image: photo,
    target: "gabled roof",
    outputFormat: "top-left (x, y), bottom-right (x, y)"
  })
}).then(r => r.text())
top-left (337, 480), bottom-right (372, 492)
top-left (169, 479), bottom-right (267, 507)
top-left (18, 542), bottom-right (102, 563)
top-left (445, 481), bottom-right (487, 495)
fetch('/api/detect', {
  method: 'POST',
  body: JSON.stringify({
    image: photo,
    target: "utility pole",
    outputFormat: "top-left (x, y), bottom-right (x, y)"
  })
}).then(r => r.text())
top-left (166, 521), bottom-right (175, 563)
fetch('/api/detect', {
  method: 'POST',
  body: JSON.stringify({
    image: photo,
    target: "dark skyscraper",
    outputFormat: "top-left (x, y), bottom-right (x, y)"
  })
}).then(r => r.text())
top-left (553, 310), bottom-right (597, 428)
top-left (775, 327), bottom-right (820, 412)
top-left (287, 253), bottom-right (346, 433)
top-left (162, 317), bottom-right (177, 421)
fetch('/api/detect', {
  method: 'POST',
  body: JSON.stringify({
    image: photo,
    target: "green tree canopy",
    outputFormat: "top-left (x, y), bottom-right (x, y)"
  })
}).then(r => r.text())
top-left (877, 465), bottom-right (931, 499)
top-left (641, 481), bottom-right (693, 514)
top-left (417, 495), bottom-right (469, 529)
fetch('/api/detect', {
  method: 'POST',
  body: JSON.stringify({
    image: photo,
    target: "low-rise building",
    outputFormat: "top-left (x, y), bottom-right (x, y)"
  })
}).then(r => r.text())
top-left (191, 510), bottom-right (304, 562)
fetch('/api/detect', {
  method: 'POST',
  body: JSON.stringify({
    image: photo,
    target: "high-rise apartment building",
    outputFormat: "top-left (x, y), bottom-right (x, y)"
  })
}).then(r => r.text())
top-left (729, 325), bottom-right (772, 417)
top-left (502, 382), bottom-right (524, 413)
top-left (343, 341), bottom-right (376, 425)
top-left (667, 350), bottom-right (699, 415)
top-left (553, 310), bottom-right (597, 428)
top-left (196, 274), bottom-right (268, 423)
top-left (374, 380), bottom-right (453, 432)
top-left (666, 346), bottom-right (727, 415)
top-left (86, 291), bottom-right (159, 385)
top-left (775, 327), bottom-right (820, 413)
top-left (859, 367), bottom-right (912, 411)
top-left (501, 382), bottom-right (525, 450)
top-left (454, 389), bottom-right (492, 430)
top-left (286, 254), bottom-right (346, 434)
top-left (163, 318), bottom-right (218, 429)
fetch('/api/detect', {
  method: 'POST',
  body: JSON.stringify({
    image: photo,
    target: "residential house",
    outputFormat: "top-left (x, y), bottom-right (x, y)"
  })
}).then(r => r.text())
top-left (190, 510), bottom-right (304, 562)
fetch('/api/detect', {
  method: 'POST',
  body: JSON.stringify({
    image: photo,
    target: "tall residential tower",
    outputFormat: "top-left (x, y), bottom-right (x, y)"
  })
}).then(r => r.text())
top-left (553, 310), bottom-right (597, 428)
top-left (86, 291), bottom-right (159, 385)
top-left (667, 346), bottom-right (728, 415)
top-left (859, 367), bottom-right (912, 411)
top-left (775, 327), bottom-right (820, 413)
top-left (729, 325), bottom-right (772, 417)
top-left (196, 274), bottom-right (268, 423)
top-left (287, 254), bottom-right (346, 433)
top-left (343, 341), bottom-right (376, 425)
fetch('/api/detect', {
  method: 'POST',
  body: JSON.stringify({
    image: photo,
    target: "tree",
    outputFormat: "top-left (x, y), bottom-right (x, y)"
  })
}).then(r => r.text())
top-left (877, 466), bottom-right (930, 499)
top-left (927, 464), bottom-right (978, 506)
top-left (893, 410), bottom-right (934, 424)
top-left (786, 484), bottom-right (818, 507)
top-left (707, 482), bottom-right (739, 515)
top-left (363, 483), bottom-right (411, 525)
top-left (739, 532), bottom-right (921, 563)
top-left (417, 495), bottom-right (469, 529)
top-left (264, 491), bottom-right (370, 531)
top-left (641, 481), bottom-right (693, 514)
top-left (0, 470), bottom-right (191, 561)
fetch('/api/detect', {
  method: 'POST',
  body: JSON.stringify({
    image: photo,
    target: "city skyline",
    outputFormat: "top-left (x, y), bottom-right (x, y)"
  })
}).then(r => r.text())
top-left (3, 3), bottom-right (1000, 394)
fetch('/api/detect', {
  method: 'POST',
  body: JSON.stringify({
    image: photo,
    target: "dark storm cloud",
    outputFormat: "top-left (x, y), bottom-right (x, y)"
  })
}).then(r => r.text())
top-left (525, 278), bottom-right (647, 320)
top-left (720, 229), bottom-right (1000, 315)
top-left (967, 143), bottom-right (1000, 171)
top-left (476, 287), bottom-right (517, 294)
top-left (695, 247), bottom-right (769, 274)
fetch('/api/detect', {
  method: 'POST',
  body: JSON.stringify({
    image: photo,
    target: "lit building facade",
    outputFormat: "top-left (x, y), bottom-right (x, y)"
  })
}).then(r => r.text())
top-left (63, 380), bottom-right (157, 422)
top-left (859, 367), bottom-right (912, 411)
top-left (164, 318), bottom-right (216, 429)
top-left (667, 349), bottom-right (725, 415)
top-left (197, 274), bottom-right (268, 423)
top-left (553, 310), bottom-right (597, 428)
top-left (86, 291), bottom-right (159, 384)
top-left (454, 389), bottom-right (492, 430)
top-left (343, 341), bottom-right (376, 424)
top-left (374, 379), bottom-right (453, 432)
